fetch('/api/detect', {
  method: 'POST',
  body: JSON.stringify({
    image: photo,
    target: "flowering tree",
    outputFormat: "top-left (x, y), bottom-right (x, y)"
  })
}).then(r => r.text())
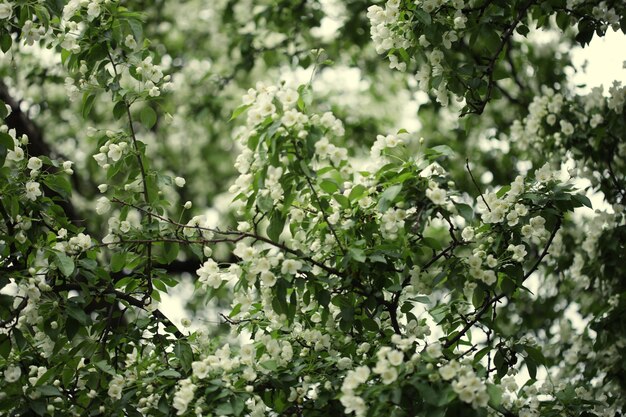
top-left (1, 0), bottom-right (625, 416)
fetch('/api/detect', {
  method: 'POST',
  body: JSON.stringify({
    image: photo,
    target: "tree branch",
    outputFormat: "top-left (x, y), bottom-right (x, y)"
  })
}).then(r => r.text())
top-left (0, 81), bottom-right (84, 225)
top-left (462, 0), bottom-right (536, 115)
top-left (107, 46), bottom-right (154, 304)
top-left (444, 216), bottom-right (561, 348)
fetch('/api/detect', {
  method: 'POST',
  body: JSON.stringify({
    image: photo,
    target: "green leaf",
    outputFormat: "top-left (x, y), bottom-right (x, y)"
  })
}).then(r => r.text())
top-left (44, 175), bottom-right (72, 199)
top-left (362, 317), bottom-right (379, 332)
top-left (160, 242), bottom-right (179, 264)
top-left (30, 400), bottom-right (46, 416)
top-left (348, 184), bottom-right (366, 201)
top-left (422, 237), bottom-right (442, 251)
top-left (473, 347), bottom-right (490, 364)
top-left (319, 179), bottom-right (339, 194)
top-left (94, 360), bottom-right (116, 376)
top-left (0, 334), bottom-right (11, 359)
top-left (572, 194), bottom-right (592, 209)
top-left (348, 247), bottom-right (366, 263)
top-left (256, 194), bottom-right (274, 213)
top-left (378, 184), bottom-right (402, 212)
top-left (260, 360), bottom-right (278, 372)
top-left (0, 131), bottom-right (13, 168)
top-left (266, 211), bottom-right (286, 242)
top-left (483, 27), bottom-right (502, 54)
top-left (417, 383), bottom-right (438, 405)
top-left (430, 145), bottom-right (456, 157)
top-left (526, 357), bottom-right (537, 379)
top-left (437, 387), bottom-right (456, 406)
top-left (0, 32), bottom-right (11, 53)
top-left (516, 24), bottom-right (530, 36)
top-left (113, 100), bottom-right (127, 120)
top-left (299, 160), bottom-right (314, 178)
top-left (333, 194), bottom-right (350, 209)
top-left (455, 203), bottom-right (474, 221)
top-left (231, 396), bottom-right (245, 416)
top-left (317, 289), bottom-right (330, 307)
top-left (524, 345), bottom-right (545, 365)
top-left (230, 103), bottom-right (251, 121)
top-left (414, 9), bottom-right (431, 25)
top-left (496, 185), bottom-right (510, 198)
top-left (157, 369), bottom-right (182, 378)
top-left (502, 264), bottom-right (523, 283)
top-left (395, 47), bottom-right (410, 63)
top-left (65, 317), bottom-right (80, 341)
top-left (67, 304), bottom-right (89, 325)
top-left (0, 132), bottom-right (15, 150)
top-left (576, 18), bottom-right (595, 47)
top-left (140, 106), bottom-right (157, 129)
top-left (174, 341), bottom-right (193, 372)
top-left (110, 252), bottom-right (126, 273)
top-left (229, 303), bottom-right (242, 318)
top-left (494, 349), bottom-right (508, 378)
top-left (339, 305), bottom-right (354, 331)
top-left (215, 402), bottom-right (234, 415)
top-left (487, 383), bottom-right (502, 406)
top-left (62, 361), bottom-right (78, 387)
top-left (81, 92), bottom-right (96, 119)
top-left (297, 85), bottom-right (312, 111)
top-left (55, 252), bottom-right (75, 277)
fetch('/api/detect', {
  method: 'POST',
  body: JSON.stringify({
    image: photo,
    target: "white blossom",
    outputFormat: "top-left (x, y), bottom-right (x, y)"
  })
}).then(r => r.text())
top-left (96, 197), bottom-right (111, 215)
top-left (25, 181), bottom-right (42, 201)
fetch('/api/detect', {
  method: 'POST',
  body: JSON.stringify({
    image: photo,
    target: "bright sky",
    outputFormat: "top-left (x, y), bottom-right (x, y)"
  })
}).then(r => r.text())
top-left (571, 29), bottom-right (626, 93)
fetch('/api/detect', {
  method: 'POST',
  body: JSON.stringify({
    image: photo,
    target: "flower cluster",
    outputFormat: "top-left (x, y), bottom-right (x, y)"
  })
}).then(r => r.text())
top-left (366, 2), bottom-right (411, 72)
top-left (340, 366), bottom-right (370, 417)
top-left (448, 363), bottom-right (489, 409)
top-left (93, 135), bottom-right (130, 169)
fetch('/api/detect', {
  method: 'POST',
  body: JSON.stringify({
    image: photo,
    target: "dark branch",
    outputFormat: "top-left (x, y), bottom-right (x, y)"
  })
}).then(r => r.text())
top-left (444, 216), bottom-right (561, 348)
top-left (0, 81), bottom-right (84, 225)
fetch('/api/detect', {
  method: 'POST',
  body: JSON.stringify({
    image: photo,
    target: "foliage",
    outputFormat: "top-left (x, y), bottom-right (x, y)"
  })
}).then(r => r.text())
top-left (0, 0), bottom-right (625, 416)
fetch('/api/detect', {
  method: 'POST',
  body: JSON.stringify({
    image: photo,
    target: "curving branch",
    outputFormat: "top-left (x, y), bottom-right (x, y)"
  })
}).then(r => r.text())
top-left (54, 283), bottom-right (184, 338)
top-left (110, 197), bottom-right (346, 278)
top-left (462, 0), bottom-right (537, 116)
top-left (444, 216), bottom-right (562, 349)
top-left (107, 46), bottom-right (155, 304)
top-left (607, 158), bottom-right (625, 202)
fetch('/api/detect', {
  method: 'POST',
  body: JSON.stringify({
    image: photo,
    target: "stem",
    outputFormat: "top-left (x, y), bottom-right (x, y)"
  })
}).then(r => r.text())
top-left (462, 0), bottom-right (536, 115)
top-left (607, 158), bottom-right (625, 202)
top-left (486, 296), bottom-right (496, 377)
top-left (110, 198), bottom-right (346, 278)
top-left (55, 283), bottom-right (184, 338)
top-left (388, 241), bottom-right (461, 335)
top-left (292, 141), bottom-right (346, 255)
top-left (466, 159), bottom-right (491, 212)
top-left (106, 46), bottom-right (153, 303)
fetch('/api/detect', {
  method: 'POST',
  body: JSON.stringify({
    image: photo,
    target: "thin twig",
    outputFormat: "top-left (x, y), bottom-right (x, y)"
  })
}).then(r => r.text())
top-left (220, 313), bottom-right (253, 325)
top-left (466, 159), bottom-right (491, 212)
top-left (388, 240), bottom-right (461, 335)
top-left (293, 142), bottom-right (346, 255)
top-left (110, 197), bottom-right (345, 278)
top-left (607, 159), bottom-right (625, 202)
top-left (444, 217), bottom-right (561, 348)
top-left (462, 0), bottom-right (536, 115)
top-left (107, 46), bottom-right (154, 304)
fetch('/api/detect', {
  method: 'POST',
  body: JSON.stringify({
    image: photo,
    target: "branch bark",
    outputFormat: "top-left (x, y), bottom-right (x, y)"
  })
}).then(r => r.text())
top-left (0, 81), bottom-right (84, 225)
